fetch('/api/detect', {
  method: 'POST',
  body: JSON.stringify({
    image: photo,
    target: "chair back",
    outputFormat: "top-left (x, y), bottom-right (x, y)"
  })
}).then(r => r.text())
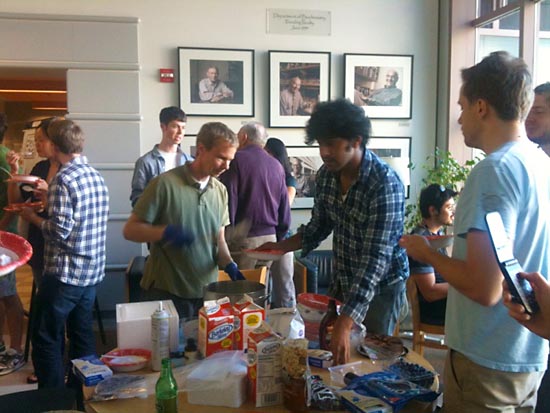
top-left (218, 266), bottom-right (267, 284)
top-left (406, 276), bottom-right (447, 356)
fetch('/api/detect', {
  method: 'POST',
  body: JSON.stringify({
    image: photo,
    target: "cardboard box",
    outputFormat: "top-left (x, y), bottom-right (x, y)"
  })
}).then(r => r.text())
top-left (247, 322), bottom-right (283, 407)
top-left (198, 297), bottom-right (235, 358)
top-left (307, 349), bottom-right (334, 369)
top-left (116, 300), bottom-right (179, 353)
top-left (233, 296), bottom-right (265, 351)
top-left (72, 355), bottom-right (113, 386)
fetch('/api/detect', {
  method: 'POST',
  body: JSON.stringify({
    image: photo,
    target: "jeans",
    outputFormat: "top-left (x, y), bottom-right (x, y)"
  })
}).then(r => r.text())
top-left (32, 275), bottom-right (97, 389)
top-left (363, 278), bottom-right (406, 335)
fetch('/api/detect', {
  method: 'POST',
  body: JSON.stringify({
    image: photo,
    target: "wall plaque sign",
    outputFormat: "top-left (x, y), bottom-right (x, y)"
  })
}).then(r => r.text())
top-left (267, 9), bottom-right (331, 36)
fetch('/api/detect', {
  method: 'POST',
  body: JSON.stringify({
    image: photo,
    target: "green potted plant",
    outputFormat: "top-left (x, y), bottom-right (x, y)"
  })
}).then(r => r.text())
top-left (404, 148), bottom-right (480, 233)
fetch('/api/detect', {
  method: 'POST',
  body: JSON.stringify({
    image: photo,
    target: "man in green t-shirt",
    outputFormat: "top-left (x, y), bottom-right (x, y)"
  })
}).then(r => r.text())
top-left (123, 122), bottom-right (245, 319)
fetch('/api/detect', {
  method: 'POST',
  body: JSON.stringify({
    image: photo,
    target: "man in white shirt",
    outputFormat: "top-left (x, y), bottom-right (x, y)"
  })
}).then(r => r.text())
top-left (130, 106), bottom-right (193, 207)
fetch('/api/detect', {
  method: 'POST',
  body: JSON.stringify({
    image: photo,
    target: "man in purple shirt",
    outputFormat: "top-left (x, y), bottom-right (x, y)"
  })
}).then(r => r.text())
top-left (220, 122), bottom-right (291, 272)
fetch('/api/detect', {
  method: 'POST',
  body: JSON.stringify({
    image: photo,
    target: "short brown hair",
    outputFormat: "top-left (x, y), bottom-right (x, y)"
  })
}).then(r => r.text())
top-left (461, 51), bottom-right (533, 122)
top-left (48, 119), bottom-right (84, 154)
top-left (196, 122), bottom-right (237, 150)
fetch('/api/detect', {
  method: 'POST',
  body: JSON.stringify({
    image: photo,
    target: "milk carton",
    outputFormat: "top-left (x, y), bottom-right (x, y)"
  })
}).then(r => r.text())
top-left (247, 321), bottom-right (283, 407)
top-left (198, 297), bottom-right (234, 358)
top-left (233, 295), bottom-right (265, 351)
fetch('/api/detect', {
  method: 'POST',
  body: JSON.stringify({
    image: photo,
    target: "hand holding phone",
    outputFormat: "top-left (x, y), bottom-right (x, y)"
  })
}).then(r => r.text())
top-left (485, 211), bottom-right (539, 315)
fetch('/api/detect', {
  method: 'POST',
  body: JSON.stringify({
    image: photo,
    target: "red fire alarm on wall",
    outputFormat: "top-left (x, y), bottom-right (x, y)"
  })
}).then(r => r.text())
top-left (159, 68), bottom-right (174, 83)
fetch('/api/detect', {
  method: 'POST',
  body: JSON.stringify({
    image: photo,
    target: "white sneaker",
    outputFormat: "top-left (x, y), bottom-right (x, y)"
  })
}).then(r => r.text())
top-left (0, 349), bottom-right (25, 375)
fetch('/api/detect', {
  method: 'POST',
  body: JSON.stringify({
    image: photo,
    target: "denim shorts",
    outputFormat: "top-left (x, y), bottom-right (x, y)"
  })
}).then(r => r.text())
top-left (0, 271), bottom-right (16, 298)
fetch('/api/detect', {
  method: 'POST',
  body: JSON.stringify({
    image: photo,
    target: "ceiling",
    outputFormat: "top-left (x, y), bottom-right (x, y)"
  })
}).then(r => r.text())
top-left (0, 67), bottom-right (67, 109)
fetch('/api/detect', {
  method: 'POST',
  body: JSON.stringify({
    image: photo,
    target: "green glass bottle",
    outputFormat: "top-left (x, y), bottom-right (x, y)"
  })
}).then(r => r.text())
top-left (155, 358), bottom-right (178, 413)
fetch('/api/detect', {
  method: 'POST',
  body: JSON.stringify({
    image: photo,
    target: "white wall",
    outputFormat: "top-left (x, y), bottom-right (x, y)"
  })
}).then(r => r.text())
top-left (2, 0), bottom-right (440, 248)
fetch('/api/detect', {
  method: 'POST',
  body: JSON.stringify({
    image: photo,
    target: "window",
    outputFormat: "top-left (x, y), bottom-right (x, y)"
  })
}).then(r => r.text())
top-left (536, 0), bottom-right (550, 84)
top-left (443, 0), bottom-right (546, 164)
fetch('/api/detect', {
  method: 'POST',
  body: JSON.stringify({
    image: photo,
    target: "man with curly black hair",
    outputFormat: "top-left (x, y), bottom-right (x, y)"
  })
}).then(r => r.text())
top-left (260, 98), bottom-right (409, 365)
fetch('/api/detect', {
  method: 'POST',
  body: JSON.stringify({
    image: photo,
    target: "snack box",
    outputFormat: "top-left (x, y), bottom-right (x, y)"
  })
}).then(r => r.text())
top-left (72, 355), bottom-right (113, 386)
top-left (233, 295), bottom-right (265, 350)
top-left (198, 297), bottom-right (235, 358)
top-left (247, 321), bottom-right (283, 407)
top-left (307, 349), bottom-right (334, 369)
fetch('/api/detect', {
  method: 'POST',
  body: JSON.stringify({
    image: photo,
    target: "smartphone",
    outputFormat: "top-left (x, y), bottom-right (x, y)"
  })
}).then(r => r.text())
top-left (485, 211), bottom-right (539, 315)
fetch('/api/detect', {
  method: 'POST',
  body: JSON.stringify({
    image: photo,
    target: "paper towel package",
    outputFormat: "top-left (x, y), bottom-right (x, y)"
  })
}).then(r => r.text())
top-left (187, 351), bottom-right (247, 408)
top-left (116, 300), bottom-right (179, 352)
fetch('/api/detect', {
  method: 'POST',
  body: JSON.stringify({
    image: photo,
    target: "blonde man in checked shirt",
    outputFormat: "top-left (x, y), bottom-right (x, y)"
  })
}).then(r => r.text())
top-left (17, 119), bottom-right (109, 400)
top-left (260, 98), bottom-right (408, 366)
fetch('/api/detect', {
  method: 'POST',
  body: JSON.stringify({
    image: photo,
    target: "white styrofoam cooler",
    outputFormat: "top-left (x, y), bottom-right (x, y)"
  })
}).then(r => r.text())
top-left (116, 300), bottom-right (180, 353)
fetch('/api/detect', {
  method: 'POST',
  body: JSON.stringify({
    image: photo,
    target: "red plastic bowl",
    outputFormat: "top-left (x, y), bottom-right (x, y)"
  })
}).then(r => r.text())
top-left (100, 348), bottom-right (151, 372)
top-left (0, 231), bottom-right (33, 277)
top-left (297, 293), bottom-right (341, 312)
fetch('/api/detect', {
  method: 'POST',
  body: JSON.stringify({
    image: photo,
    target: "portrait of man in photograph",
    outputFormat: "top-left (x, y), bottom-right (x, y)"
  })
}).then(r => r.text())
top-left (279, 62), bottom-right (320, 116)
top-left (354, 66), bottom-right (403, 107)
top-left (190, 60), bottom-right (243, 104)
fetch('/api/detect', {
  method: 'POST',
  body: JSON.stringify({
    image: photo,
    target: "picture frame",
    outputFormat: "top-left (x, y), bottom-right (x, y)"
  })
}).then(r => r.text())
top-left (344, 53), bottom-right (413, 119)
top-left (269, 50), bottom-right (331, 128)
top-left (178, 47), bottom-right (254, 117)
top-left (367, 137), bottom-right (411, 198)
top-left (287, 146), bottom-right (323, 209)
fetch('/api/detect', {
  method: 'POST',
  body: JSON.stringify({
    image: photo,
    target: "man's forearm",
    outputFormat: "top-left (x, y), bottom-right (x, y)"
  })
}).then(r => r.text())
top-left (278, 232), bottom-right (303, 253)
top-left (123, 215), bottom-right (165, 243)
top-left (217, 228), bottom-right (233, 268)
top-left (419, 238), bottom-right (502, 305)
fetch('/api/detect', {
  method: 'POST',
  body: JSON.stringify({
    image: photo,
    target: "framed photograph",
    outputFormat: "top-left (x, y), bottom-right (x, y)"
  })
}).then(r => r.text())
top-left (367, 137), bottom-right (411, 198)
top-left (269, 50), bottom-right (331, 128)
top-left (178, 47), bottom-right (254, 117)
top-left (287, 146), bottom-right (323, 209)
top-left (344, 53), bottom-right (413, 119)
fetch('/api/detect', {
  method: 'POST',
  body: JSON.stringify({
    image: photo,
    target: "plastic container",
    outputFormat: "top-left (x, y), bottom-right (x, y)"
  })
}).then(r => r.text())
top-left (151, 302), bottom-right (170, 371)
top-left (116, 300), bottom-right (179, 353)
top-left (386, 359), bottom-right (436, 388)
top-left (328, 360), bottom-right (370, 386)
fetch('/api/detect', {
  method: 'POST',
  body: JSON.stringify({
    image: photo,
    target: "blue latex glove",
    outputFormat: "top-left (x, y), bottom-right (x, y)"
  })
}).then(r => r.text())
top-left (162, 225), bottom-right (195, 247)
top-left (224, 262), bottom-right (246, 281)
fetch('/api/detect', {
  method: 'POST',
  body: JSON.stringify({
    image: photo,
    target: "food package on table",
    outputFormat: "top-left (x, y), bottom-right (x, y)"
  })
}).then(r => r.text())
top-left (233, 294), bottom-right (265, 350)
top-left (267, 307), bottom-right (305, 340)
top-left (339, 371), bottom-right (439, 411)
top-left (247, 321), bottom-right (283, 407)
top-left (306, 374), bottom-right (342, 411)
top-left (307, 349), bottom-right (333, 369)
top-left (198, 296), bottom-right (234, 358)
top-left (92, 375), bottom-right (148, 401)
top-left (72, 355), bottom-right (113, 386)
top-left (186, 350), bottom-right (247, 408)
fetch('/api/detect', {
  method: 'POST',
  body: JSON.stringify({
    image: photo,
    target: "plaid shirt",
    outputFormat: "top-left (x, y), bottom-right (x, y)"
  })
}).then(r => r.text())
top-left (300, 149), bottom-right (409, 325)
top-left (42, 156), bottom-right (109, 286)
